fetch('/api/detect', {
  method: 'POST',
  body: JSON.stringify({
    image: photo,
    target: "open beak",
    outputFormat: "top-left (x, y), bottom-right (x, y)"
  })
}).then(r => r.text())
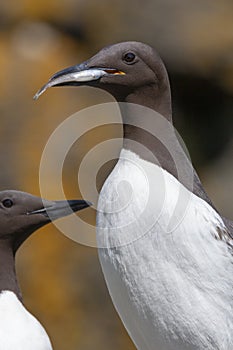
top-left (27, 199), bottom-right (91, 221)
top-left (33, 63), bottom-right (125, 100)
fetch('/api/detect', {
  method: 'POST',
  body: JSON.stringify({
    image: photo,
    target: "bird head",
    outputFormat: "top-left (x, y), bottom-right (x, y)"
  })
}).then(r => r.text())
top-left (0, 190), bottom-right (91, 253)
top-left (34, 41), bottom-right (170, 112)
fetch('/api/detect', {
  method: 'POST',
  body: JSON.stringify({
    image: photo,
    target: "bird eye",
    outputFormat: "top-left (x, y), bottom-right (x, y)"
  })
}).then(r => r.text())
top-left (123, 52), bottom-right (136, 63)
top-left (2, 199), bottom-right (13, 208)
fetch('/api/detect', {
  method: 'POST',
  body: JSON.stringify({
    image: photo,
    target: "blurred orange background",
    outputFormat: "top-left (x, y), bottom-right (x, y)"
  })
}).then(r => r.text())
top-left (0, 1), bottom-right (232, 349)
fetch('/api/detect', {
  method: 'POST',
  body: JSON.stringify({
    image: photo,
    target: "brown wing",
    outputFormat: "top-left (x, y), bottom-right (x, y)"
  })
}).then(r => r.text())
top-left (223, 217), bottom-right (233, 240)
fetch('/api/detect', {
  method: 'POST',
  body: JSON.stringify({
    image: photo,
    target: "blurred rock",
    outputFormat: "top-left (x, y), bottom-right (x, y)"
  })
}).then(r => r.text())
top-left (11, 21), bottom-right (60, 61)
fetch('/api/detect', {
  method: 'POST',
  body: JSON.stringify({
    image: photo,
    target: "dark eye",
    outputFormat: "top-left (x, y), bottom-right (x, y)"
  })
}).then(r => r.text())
top-left (123, 52), bottom-right (136, 63)
top-left (2, 199), bottom-right (13, 208)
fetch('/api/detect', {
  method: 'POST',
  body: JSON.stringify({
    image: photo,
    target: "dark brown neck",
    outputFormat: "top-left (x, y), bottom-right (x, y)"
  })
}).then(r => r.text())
top-left (120, 81), bottom-right (172, 158)
top-left (125, 83), bottom-right (172, 122)
top-left (115, 86), bottom-right (213, 207)
top-left (116, 81), bottom-right (173, 166)
top-left (0, 240), bottom-right (22, 301)
top-left (120, 101), bottom-right (182, 184)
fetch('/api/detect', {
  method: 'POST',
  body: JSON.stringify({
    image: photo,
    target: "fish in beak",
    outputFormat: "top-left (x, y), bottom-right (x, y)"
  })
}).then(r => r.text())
top-left (33, 62), bottom-right (125, 100)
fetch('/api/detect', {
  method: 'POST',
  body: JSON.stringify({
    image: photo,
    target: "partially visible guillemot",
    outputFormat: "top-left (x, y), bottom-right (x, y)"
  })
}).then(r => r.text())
top-left (35, 41), bottom-right (233, 350)
top-left (0, 190), bottom-right (90, 350)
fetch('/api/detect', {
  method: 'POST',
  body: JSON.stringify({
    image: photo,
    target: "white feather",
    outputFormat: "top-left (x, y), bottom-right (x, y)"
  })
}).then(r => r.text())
top-left (97, 148), bottom-right (233, 350)
top-left (0, 291), bottom-right (53, 350)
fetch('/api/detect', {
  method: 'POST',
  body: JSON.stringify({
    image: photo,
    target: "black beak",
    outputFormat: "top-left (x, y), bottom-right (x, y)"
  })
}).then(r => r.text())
top-left (33, 62), bottom-right (125, 100)
top-left (28, 199), bottom-right (91, 221)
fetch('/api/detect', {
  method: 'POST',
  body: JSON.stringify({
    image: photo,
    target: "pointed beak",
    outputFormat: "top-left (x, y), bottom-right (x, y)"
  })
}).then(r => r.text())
top-left (27, 199), bottom-right (91, 221)
top-left (33, 63), bottom-right (125, 100)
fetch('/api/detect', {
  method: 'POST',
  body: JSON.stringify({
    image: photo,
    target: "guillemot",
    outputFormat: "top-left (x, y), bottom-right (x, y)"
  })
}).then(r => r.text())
top-left (35, 42), bottom-right (233, 350)
top-left (0, 190), bottom-right (90, 350)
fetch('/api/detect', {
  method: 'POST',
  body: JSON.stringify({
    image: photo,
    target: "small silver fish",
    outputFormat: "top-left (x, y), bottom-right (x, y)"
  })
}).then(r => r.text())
top-left (33, 69), bottom-right (108, 100)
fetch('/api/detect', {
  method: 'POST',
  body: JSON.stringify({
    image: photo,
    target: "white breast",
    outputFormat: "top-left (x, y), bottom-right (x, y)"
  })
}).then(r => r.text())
top-left (97, 148), bottom-right (233, 350)
top-left (0, 291), bottom-right (53, 350)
